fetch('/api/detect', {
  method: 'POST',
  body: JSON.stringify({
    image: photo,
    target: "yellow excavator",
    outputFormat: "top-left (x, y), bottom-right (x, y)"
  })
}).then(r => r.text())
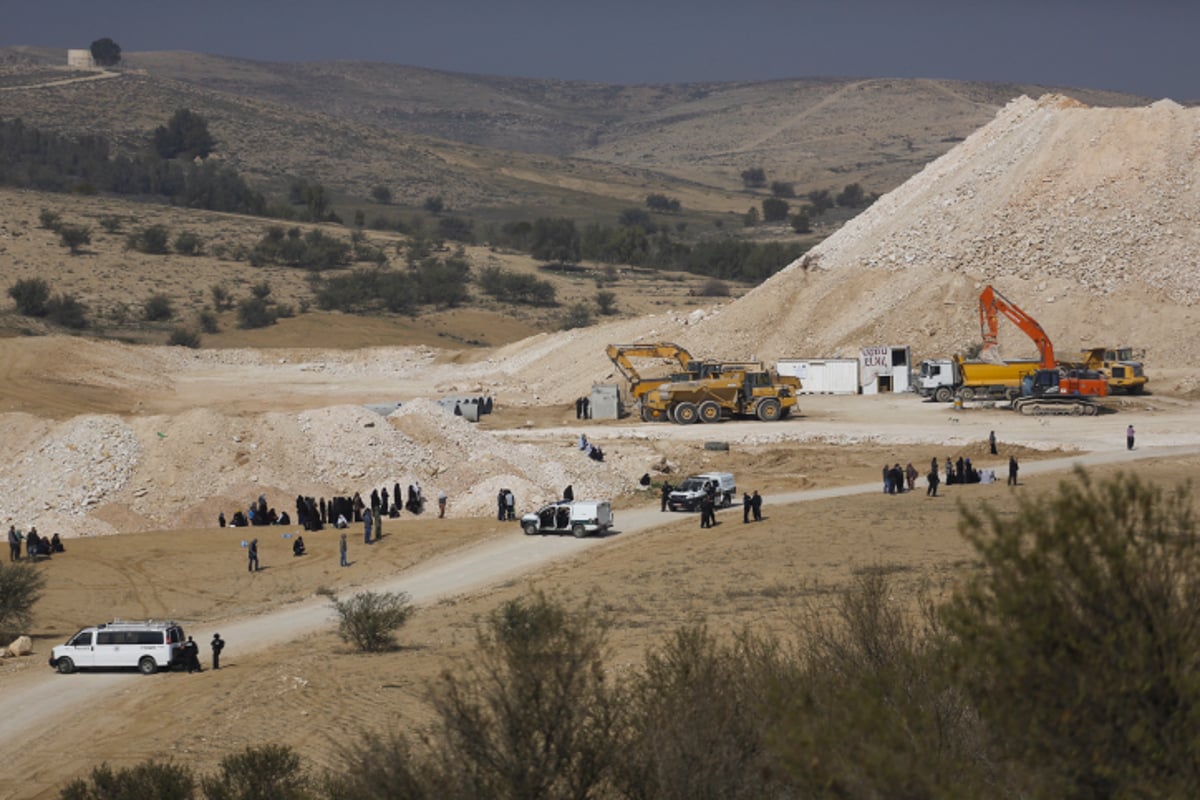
top-left (605, 343), bottom-right (716, 418)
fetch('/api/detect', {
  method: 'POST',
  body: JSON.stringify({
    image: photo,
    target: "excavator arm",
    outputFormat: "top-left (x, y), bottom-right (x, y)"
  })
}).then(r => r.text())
top-left (979, 285), bottom-right (1056, 368)
top-left (605, 343), bottom-right (695, 400)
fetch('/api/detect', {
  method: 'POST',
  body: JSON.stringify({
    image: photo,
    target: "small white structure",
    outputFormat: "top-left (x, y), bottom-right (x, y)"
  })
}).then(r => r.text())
top-left (860, 345), bottom-right (912, 394)
top-left (776, 358), bottom-right (860, 394)
top-left (589, 384), bottom-right (622, 420)
top-left (67, 49), bottom-right (95, 69)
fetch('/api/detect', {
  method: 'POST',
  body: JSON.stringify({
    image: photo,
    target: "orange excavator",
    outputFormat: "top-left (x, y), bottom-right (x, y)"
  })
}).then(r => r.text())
top-left (978, 285), bottom-right (1108, 415)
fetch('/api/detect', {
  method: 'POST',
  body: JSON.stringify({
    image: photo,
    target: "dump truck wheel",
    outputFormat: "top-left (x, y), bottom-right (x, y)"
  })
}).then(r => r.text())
top-left (934, 386), bottom-right (953, 403)
top-left (674, 403), bottom-right (700, 424)
top-left (756, 398), bottom-right (782, 422)
top-left (698, 401), bottom-right (722, 423)
top-left (959, 387), bottom-right (975, 401)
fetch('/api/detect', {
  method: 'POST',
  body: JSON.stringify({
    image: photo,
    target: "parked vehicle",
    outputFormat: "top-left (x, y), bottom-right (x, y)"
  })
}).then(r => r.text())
top-left (49, 619), bottom-right (186, 675)
top-left (668, 472), bottom-right (736, 511)
top-left (522, 500), bottom-right (614, 538)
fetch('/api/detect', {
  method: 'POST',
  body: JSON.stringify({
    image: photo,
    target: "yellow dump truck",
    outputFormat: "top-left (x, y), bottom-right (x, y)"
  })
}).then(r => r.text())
top-left (641, 364), bottom-right (799, 423)
top-left (918, 356), bottom-right (1041, 402)
top-left (1079, 347), bottom-right (1148, 394)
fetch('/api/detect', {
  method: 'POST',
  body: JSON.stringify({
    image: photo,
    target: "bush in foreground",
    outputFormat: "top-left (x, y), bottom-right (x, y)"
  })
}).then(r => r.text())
top-left (332, 590), bottom-right (415, 652)
top-left (0, 562), bottom-right (47, 639)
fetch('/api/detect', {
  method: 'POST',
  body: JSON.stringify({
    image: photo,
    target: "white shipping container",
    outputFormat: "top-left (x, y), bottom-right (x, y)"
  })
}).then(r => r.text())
top-left (776, 359), bottom-right (860, 394)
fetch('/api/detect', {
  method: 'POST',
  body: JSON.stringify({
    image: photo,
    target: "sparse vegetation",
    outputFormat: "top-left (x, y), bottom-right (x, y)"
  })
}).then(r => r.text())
top-left (167, 326), bottom-right (200, 348)
top-left (46, 293), bottom-right (89, 329)
top-left (38, 209), bottom-right (61, 230)
top-left (596, 289), bottom-right (617, 315)
top-left (0, 562), bottom-right (46, 639)
top-left (8, 278), bottom-right (51, 317)
top-left (143, 294), bottom-right (174, 322)
top-left (741, 167), bottom-right (767, 188)
top-left (475, 266), bottom-right (557, 306)
top-left (98, 216), bottom-right (123, 234)
top-left (332, 590), bottom-right (415, 653)
top-left (762, 197), bottom-right (790, 223)
top-left (250, 226), bottom-right (351, 270)
top-left (645, 193), bottom-right (681, 212)
top-left (560, 301), bottom-right (594, 330)
top-left (153, 109), bottom-right (216, 161)
top-left (127, 225), bottom-right (171, 255)
top-left (197, 310), bottom-right (219, 334)
top-left (370, 185), bottom-right (392, 205)
top-left (770, 180), bottom-right (795, 198)
top-left (89, 37), bottom-right (122, 67)
top-left (423, 195), bottom-right (445, 214)
top-left (174, 231), bottom-right (203, 256)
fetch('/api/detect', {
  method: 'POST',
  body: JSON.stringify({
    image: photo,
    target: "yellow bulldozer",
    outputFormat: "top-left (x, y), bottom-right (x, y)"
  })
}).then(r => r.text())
top-left (1078, 346), bottom-right (1148, 394)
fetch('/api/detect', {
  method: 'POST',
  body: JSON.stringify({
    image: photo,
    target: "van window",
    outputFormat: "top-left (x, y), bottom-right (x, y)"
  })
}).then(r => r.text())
top-left (69, 631), bottom-right (92, 647)
top-left (167, 627), bottom-right (183, 644)
top-left (135, 631), bottom-right (163, 645)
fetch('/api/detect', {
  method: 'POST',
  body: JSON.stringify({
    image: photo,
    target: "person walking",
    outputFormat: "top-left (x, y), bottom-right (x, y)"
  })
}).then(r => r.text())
top-left (1127, 424), bottom-right (1135, 450)
top-left (751, 491), bottom-right (763, 522)
top-left (339, 532), bottom-right (348, 567)
top-left (1008, 455), bottom-right (1019, 486)
top-left (989, 430), bottom-right (998, 455)
top-left (210, 633), bottom-right (225, 670)
top-left (363, 507), bottom-right (373, 545)
top-left (247, 538), bottom-right (259, 572)
top-left (437, 490), bottom-right (447, 518)
top-left (743, 492), bottom-right (752, 524)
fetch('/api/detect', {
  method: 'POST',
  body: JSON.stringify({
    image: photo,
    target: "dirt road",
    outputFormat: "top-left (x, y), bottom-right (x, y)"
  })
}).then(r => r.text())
top-left (2, 440), bottom-right (1192, 774)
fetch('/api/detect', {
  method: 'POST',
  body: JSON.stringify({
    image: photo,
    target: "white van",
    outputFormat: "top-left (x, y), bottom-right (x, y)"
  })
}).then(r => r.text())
top-left (668, 472), bottom-right (736, 511)
top-left (49, 620), bottom-right (186, 675)
top-left (522, 500), bottom-right (614, 538)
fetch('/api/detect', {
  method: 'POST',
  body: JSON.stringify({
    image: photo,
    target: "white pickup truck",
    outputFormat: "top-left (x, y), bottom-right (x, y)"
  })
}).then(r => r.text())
top-left (522, 500), bottom-right (614, 538)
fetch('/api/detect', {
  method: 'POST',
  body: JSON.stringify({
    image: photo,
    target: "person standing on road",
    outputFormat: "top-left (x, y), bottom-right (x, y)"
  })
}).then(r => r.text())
top-left (1127, 424), bottom-right (1135, 450)
top-left (247, 538), bottom-right (259, 572)
top-left (210, 633), bottom-right (225, 670)
top-left (1008, 456), bottom-right (1019, 486)
top-left (363, 507), bottom-right (373, 545)
top-left (660, 482), bottom-right (672, 512)
top-left (339, 532), bottom-right (348, 567)
top-left (743, 492), bottom-right (752, 523)
top-left (989, 430), bottom-right (997, 455)
top-left (751, 491), bottom-right (763, 522)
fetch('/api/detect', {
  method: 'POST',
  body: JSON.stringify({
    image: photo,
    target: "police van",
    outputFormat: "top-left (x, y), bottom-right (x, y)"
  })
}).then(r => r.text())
top-left (49, 619), bottom-right (186, 675)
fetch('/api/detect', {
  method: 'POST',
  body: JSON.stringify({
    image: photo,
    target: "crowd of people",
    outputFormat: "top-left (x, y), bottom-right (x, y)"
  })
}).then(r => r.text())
top-left (220, 483), bottom-right (428, 532)
top-left (576, 433), bottom-right (605, 462)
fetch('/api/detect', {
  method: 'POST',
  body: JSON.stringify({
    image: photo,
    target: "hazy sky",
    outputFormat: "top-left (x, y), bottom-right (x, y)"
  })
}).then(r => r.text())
top-left (3, 0), bottom-right (1196, 100)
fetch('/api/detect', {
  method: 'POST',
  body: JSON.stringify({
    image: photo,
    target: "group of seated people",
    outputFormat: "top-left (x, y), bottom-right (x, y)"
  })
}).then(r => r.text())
top-left (26, 528), bottom-right (64, 560)
top-left (576, 434), bottom-right (605, 462)
top-left (946, 457), bottom-right (981, 485)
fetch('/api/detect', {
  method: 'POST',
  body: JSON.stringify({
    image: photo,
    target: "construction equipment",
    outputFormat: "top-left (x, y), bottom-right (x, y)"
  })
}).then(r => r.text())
top-left (1079, 346), bottom-right (1148, 394)
top-left (605, 343), bottom-right (709, 413)
top-left (641, 362), bottom-right (799, 423)
top-left (977, 285), bottom-right (1108, 415)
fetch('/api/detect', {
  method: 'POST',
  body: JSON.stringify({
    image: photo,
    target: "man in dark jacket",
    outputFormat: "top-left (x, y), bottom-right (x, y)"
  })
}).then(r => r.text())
top-left (211, 633), bottom-right (225, 670)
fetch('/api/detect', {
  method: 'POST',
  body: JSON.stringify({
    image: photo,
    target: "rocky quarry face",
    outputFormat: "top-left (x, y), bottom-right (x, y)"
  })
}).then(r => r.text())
top-left (4, 93), bottom-right (1198, 536)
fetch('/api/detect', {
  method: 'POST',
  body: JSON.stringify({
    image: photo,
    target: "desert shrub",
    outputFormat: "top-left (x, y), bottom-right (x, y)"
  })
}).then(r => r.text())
top-left (807, 188), bottom-right (834, 215)
top-left (740, 167), bottom-right (766, 188)
top-left (38, 208), bottom-right (61, 230)
top-left (437, 215), bottom-right (474, 244)
top-left (943, 468), bottom-right (1200, 796)
top-left (127, 225), bottom-right (170, 255)
top-left (350, 231), bottom-right (388, 265)
top-left (314, 269), bottom-right (415, 315)
top-left (770, 181), bottom-right (795, 198)
top-left (236, 297), bottom-right (275, 330)
top-left (59, 759), bottom-right (194, 800)
top-left (46, 293), bottom-right (88, 329)
top-left (153, 109), bottom-right (215, 161)
top-left (475, 266), bottom-right (556, 306)
top-left (596, 290), bottom-right (617, 315)
top-left (697, 278), bottom-right (730, 297)
top-left (422, 195), bottom-right (444, 214)
top-left (560, 301), bottom-right (593, 330)
top-left (198, 309), bottom-right (219, 334)
top-left (645, 193), bottom-right (681, 212)
top-left (761, 197), bottom-right (790, 223)
top-left (618, 208), bottom-right (655, 232)
top-left (370, 185), bottom-right (392, 204)
top-left (98, 216), bottom-right (123, 234)
top-left (167, 326), bottom-right (200, 348)
top-left (200, 744), bottom-right (310, 800)
top-left (742, 207), bottom-right (759, 227)
top-left (8, 278), bottom-right (51, 316)
top-left (250, 281), bottom-right (272, 300)
top-left (143, 293), bottom-right (174, 322)
top-left (174, 231), bottom-right (203, 256)
top-left (836, 182), bottom-right (867, 208)
top-left (0, 562), bottom-right (47, 639)
top-left (530, 217), bottom-right (581, 263)
top-left (250, 226), bottom-right (351, 270)
top-left (790, 210), bottom-right (812, 234)
top-left (332, 590), bottom-right (415, 653)
top-left (411, 256), bottom-right (470, 308)
top-left (210, 285), bottom-right (233, 311)
top-left (89, 37), bottom-right (122, 67)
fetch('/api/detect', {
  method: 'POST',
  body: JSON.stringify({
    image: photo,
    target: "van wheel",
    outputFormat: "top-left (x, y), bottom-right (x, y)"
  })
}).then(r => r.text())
top-left (572, 523), bottom-right (587, 538)
top-left (523, 521), bottom-right (540, 536)
top-left (56, 657), bottom-right (75, 675)
top-left (139, 656), bottom-right (158, 675)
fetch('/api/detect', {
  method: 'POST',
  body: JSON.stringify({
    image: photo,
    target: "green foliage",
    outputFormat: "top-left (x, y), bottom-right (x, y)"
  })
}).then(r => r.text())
top-left (143, 293), bottom-right (174, 322)
top-left (475, 266), bottom-right (556, 306)
top-left (530, 217), bottom-right (581, 263)
top-left (46, 293), bottom-right (89, 329)
top-left (153, 109), bottom-right (216, 160)
top-left (167, 326), bottom-right (200, 348)
top-left (422, 195), bottom-right (445, 214)
top-left (370, 185), bottom-right (392, 204)
top-left (0, 561), bottom-right (47, 639)
top-left (436, 215), bottom-right (474, 244)
top-left (740, 167), bottom-right (766, 188)
top-left (411, 256), bottom-right (470, 307)
top-left (250, 226), bottom-right (351, 270)
top-left (314, 269), bottom-right (415, 315)
top-left (645, 193), bottom-right (681, 212)
top-left (200, 745), bottom-right (311, 800)
top-left (836, 182), bottom-right (868, 209)
top-left (943, 469), bottom-right (1200, 796)
top-left (770, 181), bottom-right (795, 198)
top-left (60, 760), bottom-right (193, 800)
top-left (174, 231), bottom-right (203, 256)
top-left (560, 301), bottom-right (593, 330)
top-left (618, 208), bottom-right (655, 231)
top-left (89, 38), bottom-right (122, 67)
top-left (790, 209), bottom-right (812, 234)
top-left (761, 197), bottom-right (790, 223)
top-left (126, 225), bottom-right (170, 255)
top-left (742, 206), bottom-right (759, 227)
top-left (287, 179), bottom-right (335, 222)
top-left (98, 216), bottom-right (123, 234)
top-left (198, 309), bottom-right (219, 334)
top-left (250, 281), bottom-right (272, 301)
top-left (9, 278), bottom-right (51, 316)
top-left (38, 208), bottom-right (61, 229)
top-left (210, 285), bottom-right (233, 311)
top-left (807, 188), bottom-right (834, 215)
top-left (236, 297), bottom-right (275, 330)
top-left (595, 290), bottom-right (617, 315)
top-left (332, 590), bottom-right (415, 652)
